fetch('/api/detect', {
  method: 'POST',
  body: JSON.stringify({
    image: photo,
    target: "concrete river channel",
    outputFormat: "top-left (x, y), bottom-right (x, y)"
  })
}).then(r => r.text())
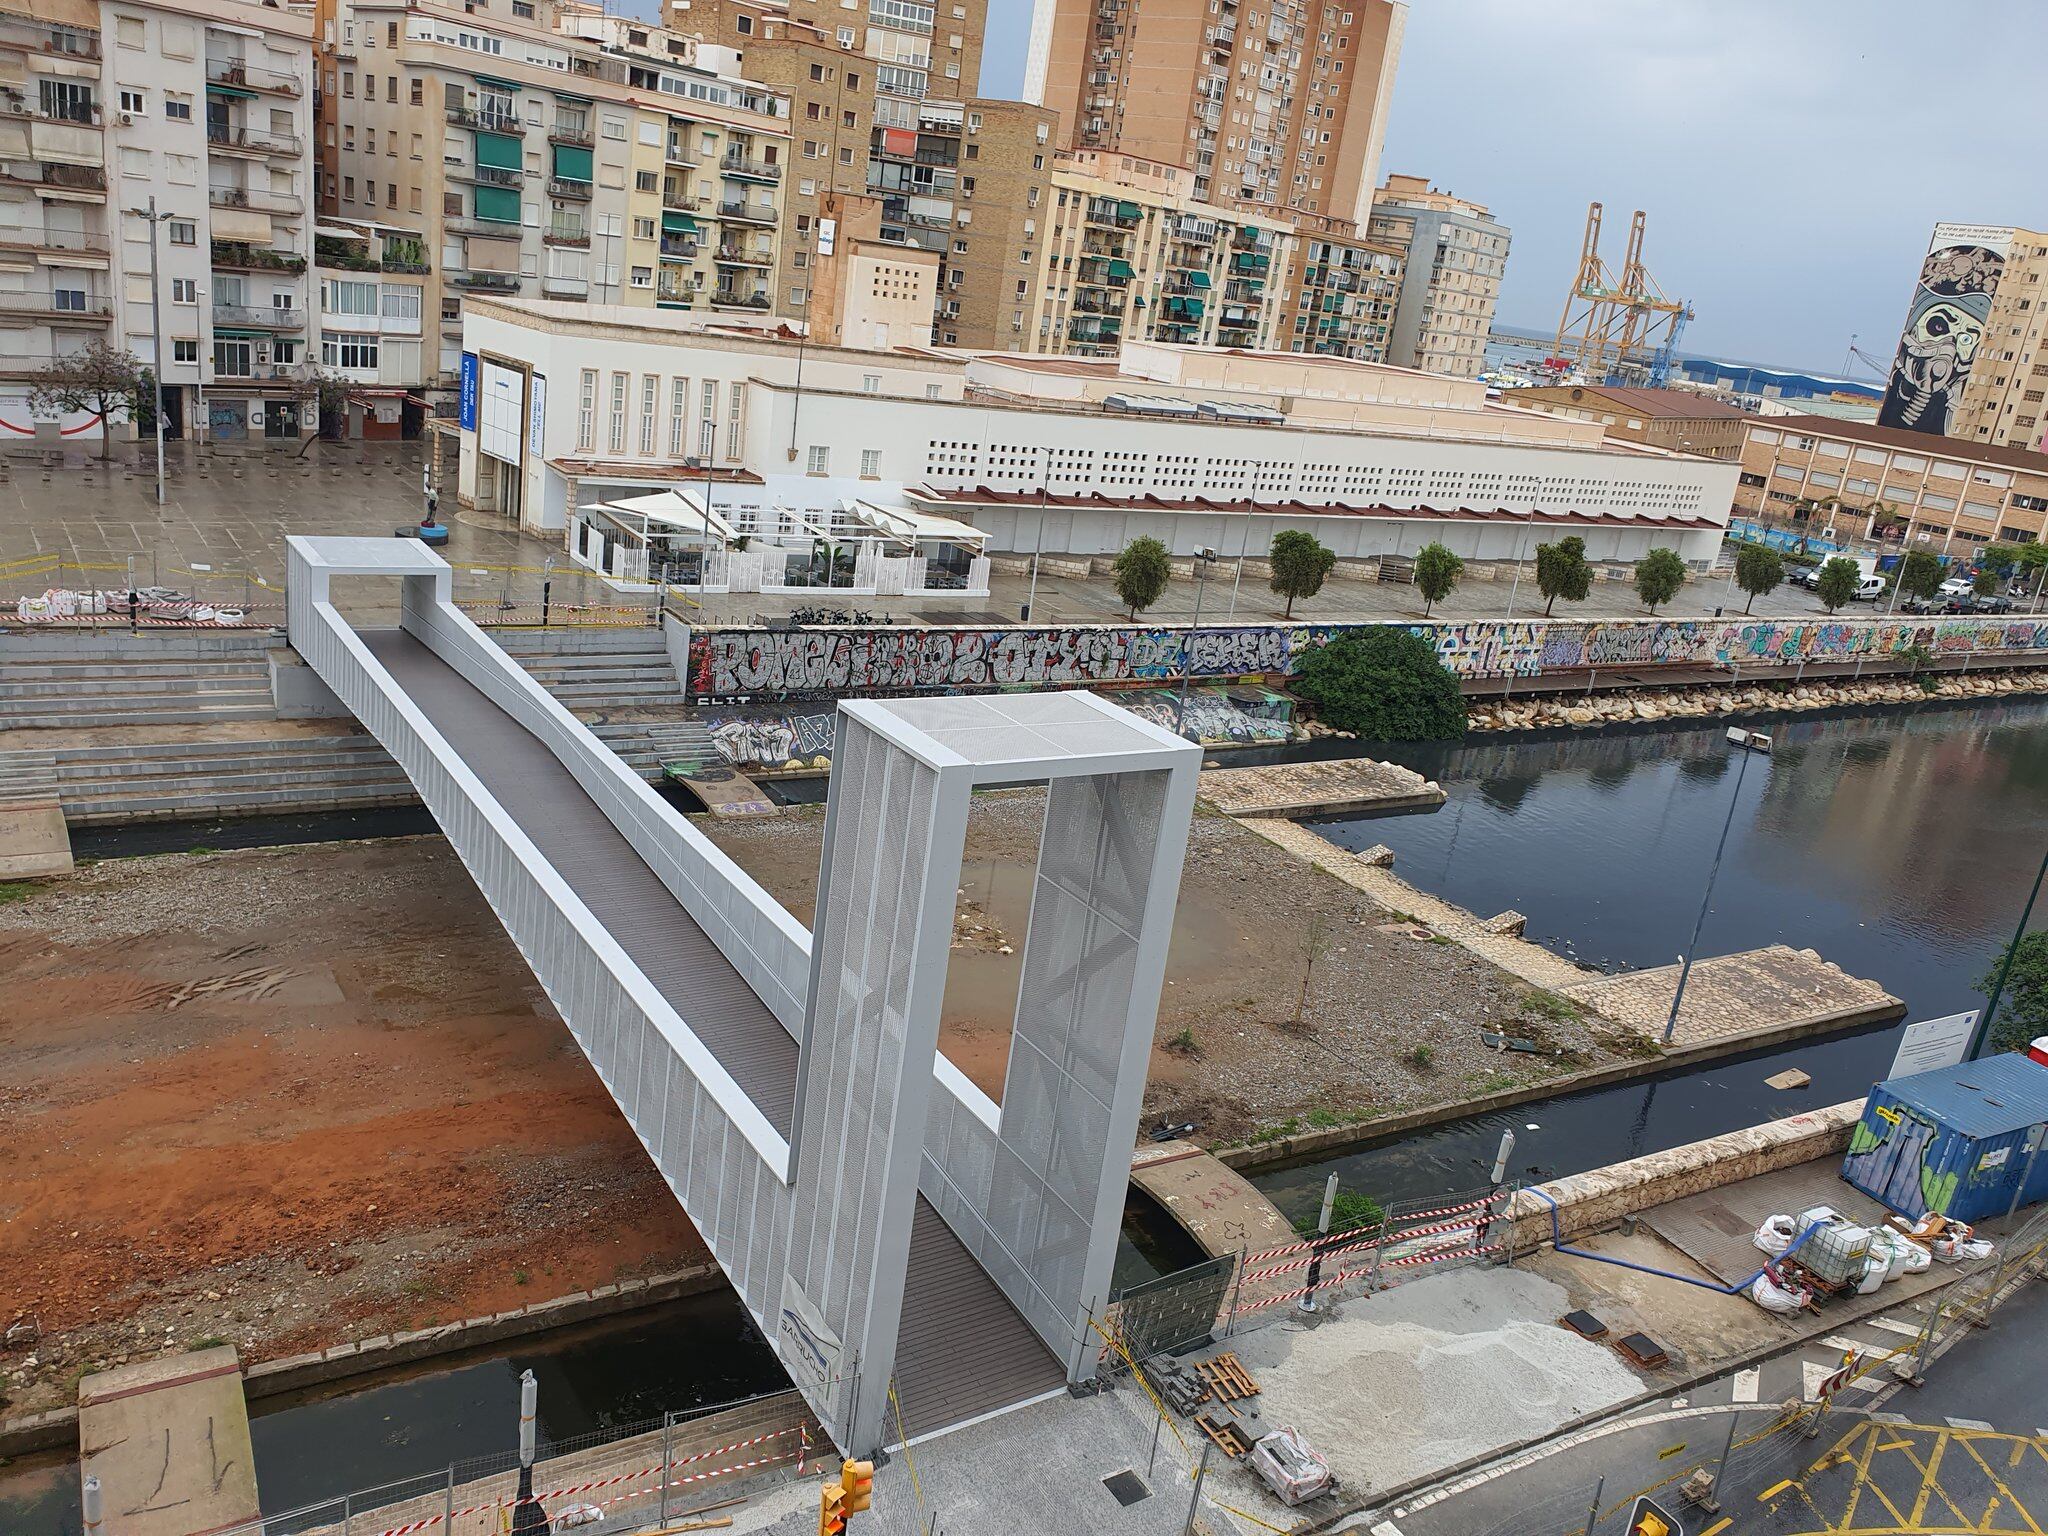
top-left (6, 694), bottom-right (2046, 1531)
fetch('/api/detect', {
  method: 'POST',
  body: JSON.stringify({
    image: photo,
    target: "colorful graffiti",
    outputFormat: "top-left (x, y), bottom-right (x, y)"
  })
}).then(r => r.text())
top-left (1117, 692), bottom-right (1293, 745)
top-left (1844, 1105), bottom-right (1953, 1218)
top-left (1879, 222), bottom-right (2011, 435)
top-left (686, 615), bottom-right (2048, 700)
top-left (704, 711), bottom-right (837, 767)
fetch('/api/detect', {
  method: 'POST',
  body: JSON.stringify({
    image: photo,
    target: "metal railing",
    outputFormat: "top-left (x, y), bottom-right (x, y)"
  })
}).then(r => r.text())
top-left (0, 225), bottom-right (107, 253)
top-left (0, 14), bottom-right (98, 57)
top-left (719, 151), bottom-right (782, 181)
top-left (0, 288), bottom-right (110, 316)
top-left (447, 106), bottom-right (522, 133)
top-left (207, 122), bottom-right (301, 155)
top-left (211, 303), bottom-right (305, 330)
top-left (210, 184), bottom-right (304, 215)
top-left (548, 122), bottom-right (595, 147)
top-left (546, 176), bottom-right (592, 201)
top-left (205, 56), bottom-right (301, 95)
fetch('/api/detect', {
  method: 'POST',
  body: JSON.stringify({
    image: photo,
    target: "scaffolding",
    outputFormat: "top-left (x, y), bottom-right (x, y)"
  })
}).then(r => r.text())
top-left (1553, 202), bottom-right (1692, 387)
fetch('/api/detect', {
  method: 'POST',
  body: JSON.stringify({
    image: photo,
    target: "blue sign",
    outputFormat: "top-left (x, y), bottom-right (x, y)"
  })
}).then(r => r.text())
top-left (458, 352), bottom-right (479, 432)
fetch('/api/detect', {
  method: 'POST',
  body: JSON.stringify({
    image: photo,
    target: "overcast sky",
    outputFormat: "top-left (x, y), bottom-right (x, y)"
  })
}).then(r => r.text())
top-left (975, 0), bottom-right (2048, 375)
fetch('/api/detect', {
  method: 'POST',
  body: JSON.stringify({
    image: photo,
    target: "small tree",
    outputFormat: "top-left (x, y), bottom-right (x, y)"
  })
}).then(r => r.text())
top-left (1733, 542), bottom-right (1784, 615)
top-left (1633, 547), bottom-right (1686, 614)
top-left (27, 339), bottom-right (143, 462)
top-left (1815, 555), bottom-right (1861, 613)
top-left (1412, 541), bottom-right (1463, 617)
top-left (1974, 565), bottom-right (2001, 598)
top-left (1535, 534), bottom-right (1591, 616)
top-left (292, 367), bottom-right (353, 441)
top-left (1895, 550), bottom-right (1944, 604)
top-left (1111, 535), bottom-right (1171, 619)
top-left (1977, 931), bottom-right (2048, 1054)
top-left (1292, 626), bottom-right (1466, 742)
top-left (1267, 528), bottom-right (1336, 618)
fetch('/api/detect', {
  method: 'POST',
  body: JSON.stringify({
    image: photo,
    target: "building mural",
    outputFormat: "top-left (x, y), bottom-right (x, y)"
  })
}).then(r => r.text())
top-left (1843, 1103), bottom-right (1954, 1218)
top-left (688, 616), bottom-right (2048, 700)
top-left (1878, 222), bottom-right (2012, 435)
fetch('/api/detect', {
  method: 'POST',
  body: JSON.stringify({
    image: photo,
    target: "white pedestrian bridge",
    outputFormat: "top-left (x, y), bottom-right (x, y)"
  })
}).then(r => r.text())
top-left (285, 538), bottom-right (1200, 1455)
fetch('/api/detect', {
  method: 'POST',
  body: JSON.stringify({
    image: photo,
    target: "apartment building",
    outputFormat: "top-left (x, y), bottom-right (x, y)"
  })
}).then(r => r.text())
top-left (1506, 385), bottom-right (1749, 460)
top-left (1272, 208), bottom-right (1401, 361)
top-left (1029, 0), bottom-right (1403, 224)
top-left (0, 0), bottom-right (318, 441)
top-left (1366, 172), bottom-right (1508, 380)
top-left (314, 0), bottom-right (792, 400)
top-left (1735, 414), bottom-right (2048, 552)
top-left (802, 190), bottom-right (936, 349)
top-left (1028, 149), bottom-right (1293, 357)
top-left (312, 216), bottom-right (429, 435)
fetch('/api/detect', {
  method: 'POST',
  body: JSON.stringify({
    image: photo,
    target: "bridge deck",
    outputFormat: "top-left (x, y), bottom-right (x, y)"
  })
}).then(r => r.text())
top-left (356, 629), bottom-right (1063, 1435)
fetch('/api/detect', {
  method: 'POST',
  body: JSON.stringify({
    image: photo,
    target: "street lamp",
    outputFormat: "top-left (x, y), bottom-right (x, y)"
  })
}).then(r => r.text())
top-left (1024, 442), bottom-right (1050, 622)
top-left (1175, 545), bottom-right (1219, 737)
top-left (1664, 727), bottom-right (1761, 1044)
top-left (128, 196), bottom-right (176, 507)
top-left (1226, 461), bottom-right (1263, 623)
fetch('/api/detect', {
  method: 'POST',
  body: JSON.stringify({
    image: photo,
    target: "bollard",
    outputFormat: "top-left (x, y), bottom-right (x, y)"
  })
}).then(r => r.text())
top-left (81, 1476), bottom-right (102, 1536)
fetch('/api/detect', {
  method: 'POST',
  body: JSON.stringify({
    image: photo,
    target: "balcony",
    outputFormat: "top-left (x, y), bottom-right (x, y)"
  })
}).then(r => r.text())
top-left (447, 106), bottom-right (522, 134)
top-left (0, 15), bottom-right (97, 58)
top-left (714, 243), bottom-right (772, 268)
top-left (211, 240), bottom-right (307, 274)
top-left (0, 225), bottom-right (107, 255)
top-left (710, 286), bottom-right (770, 310)
top-left (0, 287), bottom-right (110, 317)
top-left (450, 270), bottom-right (521, 292)
top-left (659, 236), bottom-right (700, 261)
top-left (211, 303), bottom-right (305, 331)
top-left (719, 152), bottom-right (781, 183)
top-left (0, 90), bottom-right (97, 126)
top-left (544, 221), bottom-right (590, 247)
top-left (205, 56), bottom-right (301, 97)
top-left (656, 280), bottom-right (694, 308)
top-left (210, 184), bottom-right (303, 216)
top-left (541, 274), bottom-right (588, 299)
top-left (548, 122), bottom-right (595, 148)
top-left (716, 201), bottom-right (775, 226)
top-left (447, 163), bottom-right (522, 188)
top-left (665, 142), bottom-right (699, 167)
top-left (207, 122), bottom-right (301, 157)
top-left (662, 186), bottom-right (700, 212)
top-left (0, 162), bottom-right (105, 195)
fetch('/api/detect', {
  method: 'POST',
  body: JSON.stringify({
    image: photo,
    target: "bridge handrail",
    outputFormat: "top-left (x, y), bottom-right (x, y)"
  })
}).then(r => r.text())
top-left (304, 599), bottom-right (793, 1183)
top-left (403, 586), bottom-right (813, 1034)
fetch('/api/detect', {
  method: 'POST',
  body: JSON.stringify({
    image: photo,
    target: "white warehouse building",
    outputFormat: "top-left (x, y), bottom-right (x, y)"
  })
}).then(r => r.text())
top-left (453, 299), bottom-right (1739, 584)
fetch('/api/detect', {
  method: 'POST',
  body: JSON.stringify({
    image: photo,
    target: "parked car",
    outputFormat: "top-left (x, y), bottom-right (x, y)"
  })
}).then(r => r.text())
top-left (1938, 574), bottom-right (1975, 599)
top-left (1788, 564), bottom-right (1821, 590)
top-left (1965, 592), bottom-right (2015, 614)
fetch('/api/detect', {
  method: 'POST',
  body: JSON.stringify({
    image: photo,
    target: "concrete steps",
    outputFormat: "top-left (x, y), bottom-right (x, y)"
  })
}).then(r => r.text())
top-left (0, 653), bottom-right (276, 729)
top-left (492, 629), bottom-right (685, 712)
top-left (0, 748), bottom-right (57, 803)
top-left (0, 733), bottom-right (417, 823)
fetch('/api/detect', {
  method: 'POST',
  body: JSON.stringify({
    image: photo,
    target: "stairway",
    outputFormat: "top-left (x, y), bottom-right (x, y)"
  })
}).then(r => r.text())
top-left (589, 718), bottom-right (720, 777)
top-left (489, 627), bottom-right (686, 710)
top-left (0, 654), bottom-right (276, 728)
top-left (0, 733), bottom-right (418, 823)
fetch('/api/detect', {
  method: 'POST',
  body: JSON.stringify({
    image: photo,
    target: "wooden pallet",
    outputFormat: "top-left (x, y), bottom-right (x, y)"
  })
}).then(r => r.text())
top-left (1197, 1352), bottom-right (1259, 1403)
top-left (1196, 1412), bottom-right (1251, 1458)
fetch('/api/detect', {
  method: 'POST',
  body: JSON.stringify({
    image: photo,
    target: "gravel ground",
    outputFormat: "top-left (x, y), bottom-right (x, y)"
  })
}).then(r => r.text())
top-left (702, 793), bottom-right (1641, 1146)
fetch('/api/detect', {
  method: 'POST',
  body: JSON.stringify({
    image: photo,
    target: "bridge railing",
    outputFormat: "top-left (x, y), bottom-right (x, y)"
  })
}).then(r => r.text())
top-left (293, 597), bottom-right (795, 1325)
top-left (401, 580), bottom-right (813, 1034)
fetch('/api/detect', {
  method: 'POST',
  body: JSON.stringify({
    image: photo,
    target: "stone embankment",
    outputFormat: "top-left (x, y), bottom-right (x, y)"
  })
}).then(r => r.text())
top-left (1466, 666), bottom-right (2048, 733)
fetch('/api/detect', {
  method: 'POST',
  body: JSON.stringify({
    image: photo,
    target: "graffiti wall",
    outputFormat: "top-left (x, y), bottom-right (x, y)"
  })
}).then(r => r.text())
top-left (1878, 222), bottom-right (2012, 435)
top-left (687, 615), bottom-right (2048, 701)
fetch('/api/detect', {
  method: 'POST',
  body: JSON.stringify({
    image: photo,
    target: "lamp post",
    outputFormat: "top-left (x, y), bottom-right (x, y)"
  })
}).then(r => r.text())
top-left (1025, 443), bottom-right (1049, 622)
top-left (1174, 546), bottom-right (1218, 737)
top-left (129, 196), bottom-right (174, 507)
top-left (1226, 460), bottom-right (1261, 622)
top-left (1664, 727), bottom-right (1759, 1044)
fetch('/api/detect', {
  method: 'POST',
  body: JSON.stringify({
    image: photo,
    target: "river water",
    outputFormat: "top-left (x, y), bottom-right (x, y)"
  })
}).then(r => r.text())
top-left (10, 697), bottom-right (2047, 1532)
top-left (1249, 696), bottom-right (2048, 1222)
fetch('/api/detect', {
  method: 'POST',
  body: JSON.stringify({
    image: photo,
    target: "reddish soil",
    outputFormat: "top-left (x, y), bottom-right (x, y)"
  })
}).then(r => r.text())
top-left (0, 839), bottom-right (706, 1418)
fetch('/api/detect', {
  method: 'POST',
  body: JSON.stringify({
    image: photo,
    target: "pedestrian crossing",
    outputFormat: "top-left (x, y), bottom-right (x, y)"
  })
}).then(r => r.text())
top-left (1691, 1307), bottom-right (1930, 1407)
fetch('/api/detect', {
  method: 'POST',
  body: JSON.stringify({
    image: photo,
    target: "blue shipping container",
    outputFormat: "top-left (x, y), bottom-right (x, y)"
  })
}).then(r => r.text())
top-left (1842, 1052), bottom-right (2048, 1224)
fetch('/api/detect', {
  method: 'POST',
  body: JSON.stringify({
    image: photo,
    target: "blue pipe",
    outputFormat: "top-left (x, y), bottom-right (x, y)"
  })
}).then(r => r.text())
top-left (1524, 1186), bottom-right (1828, 1296)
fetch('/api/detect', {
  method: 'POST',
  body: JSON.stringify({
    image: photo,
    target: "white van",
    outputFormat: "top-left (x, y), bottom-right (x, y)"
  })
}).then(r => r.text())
top-left (1848, 575), bottom-right (1888, 602)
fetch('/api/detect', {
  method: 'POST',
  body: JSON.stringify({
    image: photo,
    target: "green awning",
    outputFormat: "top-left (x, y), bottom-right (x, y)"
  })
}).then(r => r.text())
top-left (1252, 253), bottom-right (1270, 270)
top-left (1116, 200), bottom-right (1142, 219)
top-left (1186, 271), bottom-right (1211, 289)
top-left (1107, 258), bottom-right (1135, 279)
top-left (475, 131), bottom-right (522, 170)
top-left (551, 143), bottom-right (593, 181)
top-left (661, 211), bottom-right (698, 232)
top-left (206, 82), bottom-right (257, 99)
top-left (473, 184), bottom-right (521, 223)
top-left (473, 74), bottom-right (522, 91)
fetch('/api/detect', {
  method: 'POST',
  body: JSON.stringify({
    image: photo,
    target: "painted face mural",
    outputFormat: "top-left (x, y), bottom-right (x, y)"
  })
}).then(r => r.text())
top-left (1879, 226), bottom-right (2011, 435)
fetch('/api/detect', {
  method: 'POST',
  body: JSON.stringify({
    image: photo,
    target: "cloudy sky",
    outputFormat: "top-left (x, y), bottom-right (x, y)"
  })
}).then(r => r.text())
top-left (976, 0), bottom-right (2048, 375)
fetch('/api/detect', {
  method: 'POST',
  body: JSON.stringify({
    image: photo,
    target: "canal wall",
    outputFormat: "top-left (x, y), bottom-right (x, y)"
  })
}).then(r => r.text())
top-left (1502, 1099), bottom-right (1865, 1253)
top-left (0, 1263), bottom-right (727, 1461)
top-left (685, 614), bottom-right (2048, 700)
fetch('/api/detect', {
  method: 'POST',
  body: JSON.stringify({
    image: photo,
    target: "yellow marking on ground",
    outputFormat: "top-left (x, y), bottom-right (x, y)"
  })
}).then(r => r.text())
top-left (1698, 1520), bottom-right (1732, 1536)
top-left (1953, 1433), bottom-right (2046, 1536)
top-left (1760, 1479), bottom-right (1794, 1500)
top-left (1658, 1442), bottom-right (1688, 1460)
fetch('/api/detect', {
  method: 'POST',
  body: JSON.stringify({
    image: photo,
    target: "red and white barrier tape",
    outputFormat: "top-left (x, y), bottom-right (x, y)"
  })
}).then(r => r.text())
top-left (1239, 1193), bottom-right (1497, 1270)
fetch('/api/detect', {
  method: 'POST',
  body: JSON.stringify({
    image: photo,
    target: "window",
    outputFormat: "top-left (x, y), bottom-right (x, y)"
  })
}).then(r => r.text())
top-left (170, 277), bottom-right (196, 304)
top-left (608, 371), bottom-right (627, 453)
top-left (861, 448), bottom-right (881, 477)
top-left (325, 279), bottom-right (378, 316)
top-left (630, 264), bottom-right (653, 287)
top-left (164, 96), bottom-right (191, 121)
top-left (577, 368), bottom-right (596, 451)
top-left (172, 339), bottom-right (197, 364)
top-left (118, 89), bottom-right (145, 116)
top-left (322, 333), bottom-right (379, 369)
top-left (382, 286), bottom-right (421, 323)
top-left (726, 380), bottom-right (742, 459)
top-left (668, 378), bottom-right (690, 457)
top-left (168, 219), bottom-right (195, 246)
top-left (39, 80), bottom-right (94, 124)
top-left (639, 374), bottom-right (657, 456)
top-left (275, 339), bottom-right (297, 365)
top-left (212, 339), bottom-right (253, 377)
top-left (633, 216), bottom-right (655, 239)
top-left (806, 445), bottom-right (829, 474)
top-left (861, 373), bottom-right (881, 393)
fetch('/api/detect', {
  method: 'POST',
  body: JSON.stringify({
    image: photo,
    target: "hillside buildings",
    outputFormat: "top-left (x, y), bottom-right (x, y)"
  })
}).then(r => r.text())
top-left (1366, 173), bottom-right (1508, 379)
top-left (0, 0), bottom-right (318, 440)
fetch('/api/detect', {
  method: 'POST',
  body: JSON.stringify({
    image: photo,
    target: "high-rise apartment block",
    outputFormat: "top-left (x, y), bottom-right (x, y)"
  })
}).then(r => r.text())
top-left (1273, 209), bottom-right (1402, 360)
top-left (1366, 172), bottom-right (1508, 379)
top-left (1029, 0), bottom-right (1403, 224)
top-left (1026, 150), bottom-right (1293, 356)
top-left (0, 0), bottom-right (318, 440)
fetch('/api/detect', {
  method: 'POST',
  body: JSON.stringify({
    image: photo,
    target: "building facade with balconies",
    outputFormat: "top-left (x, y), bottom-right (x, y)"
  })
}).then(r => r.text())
top-left (1366, 172), bottom-right (1509, 381)
top-left (1271, 208), bottom-right (1403, 363)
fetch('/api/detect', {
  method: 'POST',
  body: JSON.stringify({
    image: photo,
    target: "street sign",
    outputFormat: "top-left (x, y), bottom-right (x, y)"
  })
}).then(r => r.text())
top-left (1626, 1494), bottom-right (1683, 1536)
top-left (1889, 1010), bottom-right (1978, 1078)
